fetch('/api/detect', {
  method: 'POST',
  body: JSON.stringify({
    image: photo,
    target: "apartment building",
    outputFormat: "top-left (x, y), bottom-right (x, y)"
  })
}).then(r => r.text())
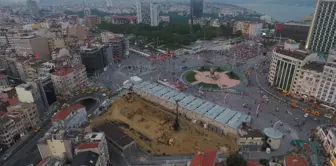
top-left (317, 126), bottom-right (336, 166)
top-left (12, 35), bottom-right (51, 60)
top-left (306, 0), bottom-right (336, 53)
top-left (67, 25), bottom-right (88, 41)
top-left (233, 21), bottom-right (262, 37)
top-left (85, 16), bottom-right (101, 29)
top-left (0, 111), bottom-right (25, 147)
top-left (36, 157), bottom-right (66, 166)
top-left (50, 65), bottom-right (88, 96)
top-left (269, 41), bottom-right (336, 106)
top-left (7, 102), bottom-right (40, 129)
top-left (51, 104), bottom-right (88, 130)
top-left (0, 56), bottom-right (30, 81)
top-left (74, 132), bottom-right (109, 166)
top-left (71, 151), bottom-right (101, 166)
top-left (79, 45), bottom-right (108, 75)
top-left (100, 32), bottom-right (129, 62)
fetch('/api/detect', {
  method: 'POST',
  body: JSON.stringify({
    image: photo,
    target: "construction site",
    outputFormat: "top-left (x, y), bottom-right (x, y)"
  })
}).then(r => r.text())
top-left (92, 89), bottom-right (238, 156)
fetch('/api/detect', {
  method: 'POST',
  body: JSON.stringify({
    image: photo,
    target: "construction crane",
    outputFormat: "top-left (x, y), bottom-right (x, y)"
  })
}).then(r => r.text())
top-left (173, 100), bottom-right (181, 131)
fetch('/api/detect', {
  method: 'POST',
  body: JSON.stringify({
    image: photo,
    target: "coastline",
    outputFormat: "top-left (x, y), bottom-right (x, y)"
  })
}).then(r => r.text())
top-left (234, 3), bottom-right (314, 22)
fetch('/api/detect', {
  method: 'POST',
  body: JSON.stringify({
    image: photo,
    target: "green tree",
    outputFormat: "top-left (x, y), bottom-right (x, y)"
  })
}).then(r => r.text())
top-left (226, 153), bottom-right (246, 166)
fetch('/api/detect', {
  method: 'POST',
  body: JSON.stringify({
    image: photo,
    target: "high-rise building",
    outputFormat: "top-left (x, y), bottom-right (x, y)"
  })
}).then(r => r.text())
top-left (150, 2), bottom-right (159, 26)
top-left (100, 32), bottom-right (129, 62)
top-left (27, 0), bottom-right (40, 19)
top-left (136, 1), bottom-right (159, 26)
top-left (190, 0), bottom-right (203, 25)
top-left (305, 0), bottom-right (336, 53)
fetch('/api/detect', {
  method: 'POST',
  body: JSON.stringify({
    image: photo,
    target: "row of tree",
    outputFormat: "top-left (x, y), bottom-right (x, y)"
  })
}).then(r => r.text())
top-left (98, 22), bottom-right (238, 46)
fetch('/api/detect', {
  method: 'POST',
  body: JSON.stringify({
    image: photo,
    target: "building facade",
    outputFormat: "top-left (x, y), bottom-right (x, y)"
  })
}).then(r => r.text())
top-left (269, 42), bottom-right (336, 106)
top-left (276, 22), bottom-right (310, 42)
top-left (27, 0), bottom-right (40, 19)
top-left (317, 127), bottom-right (336, 166)
top-left (51, 104), bottom-right (88, 130)
top-left (0, 112), bottom-right (25, 147)
top-left (190, 0), bottom-right (203, 18)
top-left (50, 65), bottom-right (88, 96)
top-left (85, 15), bottom-right (102, 29)
top-left (7, 102), bottom-right (40, 129)
top-left (306, 0), bottom-right (336, 53)
top-left (136, 1), bottom-right (159, 26)
top-left (12, 35), bottom-right (50, 60)
top-left (79, 45), bottom-right (108, 75)
top-left (67, 25), bottom-right (88, 41)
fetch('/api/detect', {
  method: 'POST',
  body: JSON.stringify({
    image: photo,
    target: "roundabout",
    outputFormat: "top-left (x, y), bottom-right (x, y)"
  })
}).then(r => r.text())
top-left (181, 66), bottom-right (247, 92)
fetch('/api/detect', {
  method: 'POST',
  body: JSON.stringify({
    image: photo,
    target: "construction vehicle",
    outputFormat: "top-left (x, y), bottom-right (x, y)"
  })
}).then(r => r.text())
top-left (168, 138), bottom-right (174, 146)
top-left (311, 110), bottom-right (320, 116)
top-left (124, 87), bottom-right (134, 102)
top-left (302, 108), bottom-right (310, 114)
top-left (291, 103), bottom-right (298, 108)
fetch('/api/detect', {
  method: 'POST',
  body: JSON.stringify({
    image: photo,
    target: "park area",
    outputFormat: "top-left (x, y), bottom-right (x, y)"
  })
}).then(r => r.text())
top-left (92, 96), bottom-right (238, 155)
top-left (184, 66), bottom-right (241, 89)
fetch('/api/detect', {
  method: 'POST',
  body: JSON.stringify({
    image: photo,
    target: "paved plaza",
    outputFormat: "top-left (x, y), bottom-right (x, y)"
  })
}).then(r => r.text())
top-left (93, 41), bottom-right (328, 163)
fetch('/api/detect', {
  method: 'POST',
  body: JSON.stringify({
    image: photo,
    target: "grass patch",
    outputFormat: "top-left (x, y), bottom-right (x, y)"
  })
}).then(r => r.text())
top-left (197, 83), bottom-right (220, 89)
top-left (227, 71), bottom-right (240, 80)
top-left (197, 66), bottom-right (210, 72)
top-left (185, 71), bottom-right (197, 83)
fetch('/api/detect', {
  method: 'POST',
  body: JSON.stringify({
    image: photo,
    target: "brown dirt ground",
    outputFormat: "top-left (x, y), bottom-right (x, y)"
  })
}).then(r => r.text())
top-left (92, 97), bottom-right (238, 155)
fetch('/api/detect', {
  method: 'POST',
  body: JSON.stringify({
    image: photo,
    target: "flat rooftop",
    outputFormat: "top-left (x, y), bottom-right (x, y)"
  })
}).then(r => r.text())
top-left (134, 81), bottom-right (251, 130)
top-left (302, 62), bottom-right (325, 73)
top-left (95, 122), bottom-right (135, 148)
top-left (274, 46), bottom-right (308, 60)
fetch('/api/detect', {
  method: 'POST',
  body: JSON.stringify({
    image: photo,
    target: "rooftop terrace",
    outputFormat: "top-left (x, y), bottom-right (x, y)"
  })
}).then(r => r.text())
top-left (274, 46), bottom-right (308, 60)
top-left (133, 81), bottom-right (251, 130)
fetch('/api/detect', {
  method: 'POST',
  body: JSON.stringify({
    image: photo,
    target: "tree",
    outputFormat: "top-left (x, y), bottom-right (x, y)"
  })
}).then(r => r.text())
top-left (226, 153), bottom-right (246, 166)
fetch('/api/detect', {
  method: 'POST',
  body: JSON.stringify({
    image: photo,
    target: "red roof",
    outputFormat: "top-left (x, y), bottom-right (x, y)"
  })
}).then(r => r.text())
top-left (247, 161), bottom-right (264, 166)
top-left (190, 149), bottom-right (217, 166)
top-left (285, 156), bottom-right (308, 166)
top-left (75, 142), bottom-right (99, 149)
top-left (52, 104), bottom-right (85, 121)
top-left (52, 67), bottom-right (74, 76)
top-left (36, 158), bottom-right (48, 166)
top-left (112, 15), bottom-right (136, 20)
top-left (0, 111), bottom-right (6, 117)
top-left (8, 97), bottom-right (18, 105)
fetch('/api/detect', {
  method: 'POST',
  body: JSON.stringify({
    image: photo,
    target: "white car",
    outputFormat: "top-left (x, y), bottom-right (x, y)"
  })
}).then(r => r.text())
top-left (304, 113), bottom-right (309, 118)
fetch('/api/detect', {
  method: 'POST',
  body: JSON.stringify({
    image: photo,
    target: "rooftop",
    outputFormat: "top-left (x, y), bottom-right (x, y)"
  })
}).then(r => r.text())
top-left (190, 149), bottom-right (217, 166)
top-left (240, 129), bottom-right (264, 138)
top-left (36, 156), bottom-right (65, 166)
top-left (247, 161), bottom-right (264, 166)
top-left (263, 128), bottom-right (283, 139)
top-left (75, 142), bottom-right (99, 150)
top-left (95, 122), bottom-right (135, 148)
top-left (71, 151), bottom-right (99, 166)
top-left (274, 46), bottom-right (308, 60)
top-left (52, 104), bottom-right (85, 121)
top-left (134, 81), bottom-right (252, 130)
top-left (302, 62), bottom-right (325, 73)
top-left (51, 67), bottom-right (74, 76)
top-left (284, 155), bottom-right (308, 166)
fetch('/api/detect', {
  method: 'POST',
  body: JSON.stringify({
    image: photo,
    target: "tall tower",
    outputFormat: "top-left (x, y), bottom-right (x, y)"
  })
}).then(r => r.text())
top-left (27, 0), bottom-right (40, 19)
top-left (150, 2), bottom-right (159, 26)
top-left (305, 0), bottom-right (336, 53)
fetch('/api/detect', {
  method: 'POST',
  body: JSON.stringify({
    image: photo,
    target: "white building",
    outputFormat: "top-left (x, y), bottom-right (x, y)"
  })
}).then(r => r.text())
top-left (248, 23), bottom-right (262, 37)
top-left (149, 2), bottom-right (159, 26)
top-left (51, 104), bottom-right (88, 130)
top-left (306, 0), bottom-right (336, 53)
top-left (317, 127), bottom-right (336, 166)
top-left (269, 40), bottom-right (336, 106)
top-left (136, 1), bottom-right (159, 26)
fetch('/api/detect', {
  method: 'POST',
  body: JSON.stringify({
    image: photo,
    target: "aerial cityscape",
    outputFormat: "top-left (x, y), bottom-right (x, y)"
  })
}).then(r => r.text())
top-left (0, 0), bottom-right (334, 166)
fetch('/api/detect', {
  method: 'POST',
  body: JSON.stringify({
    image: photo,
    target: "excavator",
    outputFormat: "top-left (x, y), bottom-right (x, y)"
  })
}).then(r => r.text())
top-left (124, 87), bottom-right (134, 102)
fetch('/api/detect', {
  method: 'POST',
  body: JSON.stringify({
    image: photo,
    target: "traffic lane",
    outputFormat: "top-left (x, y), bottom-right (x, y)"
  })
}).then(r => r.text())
top-left (3, 123), bottom-right (51, 166)
top-left (12, 146), bottom-right (41, 166)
